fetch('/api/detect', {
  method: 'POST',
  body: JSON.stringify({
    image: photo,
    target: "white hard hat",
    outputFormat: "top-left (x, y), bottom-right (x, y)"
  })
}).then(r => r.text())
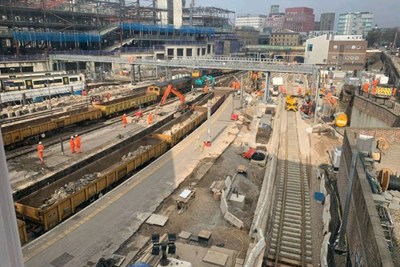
top-left (39, 142), bottom-right (42, 144)
top-left (75, 134), bottom-right (78, 137)
top-left (71, 136), bottom-right (74, 139)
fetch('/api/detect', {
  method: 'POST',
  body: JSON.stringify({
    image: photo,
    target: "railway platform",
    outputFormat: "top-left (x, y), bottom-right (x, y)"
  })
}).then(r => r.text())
top-left (7, 94), bottom-right (195, 197)
top-left (22, 94), bottom-right (239, 267)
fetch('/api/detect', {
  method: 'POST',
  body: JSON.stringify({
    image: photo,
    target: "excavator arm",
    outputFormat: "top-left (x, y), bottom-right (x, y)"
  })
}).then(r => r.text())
top-left (160, 84), bottom-right (186, 106)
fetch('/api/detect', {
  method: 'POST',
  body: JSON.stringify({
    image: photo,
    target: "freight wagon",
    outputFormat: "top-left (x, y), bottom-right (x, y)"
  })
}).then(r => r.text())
top-left (151, 108), bottom-right (207, 146)
top-left (15, 91), bottom-right (226, 234)
top-left (92, 92), bottom-right (157, 116)
top-left (2, 107), bottom-right (102, 147)
top-left (17, 219), bottom-right (28, 245)
top-left (15, 135), bottom-right (168, 231)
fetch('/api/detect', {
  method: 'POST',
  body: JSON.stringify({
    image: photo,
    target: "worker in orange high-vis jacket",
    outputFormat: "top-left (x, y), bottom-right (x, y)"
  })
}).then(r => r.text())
top-left (69, 136), bottom-right (75, 153)
top-left (147, 112), bottom-right (153, 125)
top-left (74, 134), bottom-right (81, 153)
top-left (297, 86), bottom-right (302, 96)
top-left (122, 114), bottom-right (127, 128)
top-left (37, 142), bottom-right (44, 163)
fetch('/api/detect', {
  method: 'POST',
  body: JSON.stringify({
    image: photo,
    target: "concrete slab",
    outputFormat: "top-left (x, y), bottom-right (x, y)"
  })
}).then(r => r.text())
top-left (179, 231), bottom-right (192, 240)
top-left (229, 193), bottom-right (246, 210)
top-left (236, 258), bottom-right (245, 264)
top-left (203, 250), bottom-right (229, 266)
top-left (146, 214), bottom-right (168, 226)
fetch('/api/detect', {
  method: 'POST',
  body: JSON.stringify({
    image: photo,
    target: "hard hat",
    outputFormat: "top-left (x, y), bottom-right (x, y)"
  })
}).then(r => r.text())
top-left (38, 141), bottom-right (42, 144)
top-left (124, 113), bottom-right (126, 116)
top-left (75, 134), bottom-right (78, 137)
top-left (71, 136), bottom-right (74, 139)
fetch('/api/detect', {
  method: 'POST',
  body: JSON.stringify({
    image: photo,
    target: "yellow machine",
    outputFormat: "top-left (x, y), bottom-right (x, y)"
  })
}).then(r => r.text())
top-left (286, 95), bottom-right (298, 111)
top-left (335, 113), bottom-right (348, 127)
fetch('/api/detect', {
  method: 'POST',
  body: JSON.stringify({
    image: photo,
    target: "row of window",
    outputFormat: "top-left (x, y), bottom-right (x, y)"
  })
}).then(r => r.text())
top-left (333, 45), bottom-right (362, 49)
top-left (331, 55), bottom-right (360, 60)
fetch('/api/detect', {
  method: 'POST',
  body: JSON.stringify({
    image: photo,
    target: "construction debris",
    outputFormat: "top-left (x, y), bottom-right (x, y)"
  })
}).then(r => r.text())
top-left (40, 172), bottom-right (101, 210)
top-left (121, 145), bottom-right (152, 161)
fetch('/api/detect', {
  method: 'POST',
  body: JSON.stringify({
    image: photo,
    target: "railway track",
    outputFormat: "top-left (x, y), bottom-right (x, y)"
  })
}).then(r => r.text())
top-left (265, 109), bottom-right (313, 267)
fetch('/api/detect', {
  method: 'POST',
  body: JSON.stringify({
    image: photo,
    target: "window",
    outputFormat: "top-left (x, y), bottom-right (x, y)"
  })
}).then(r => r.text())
top-left (345, 56), bottom-right (349, 60)
top-left (307, 44), bottom-right (313, 51)
top-left (355, 56), bottom-right (359, 60)
top-left (352, 45), bottom-right (356, 49)
top-left (332, 56), bottom-right (337, 59)
top-left (357, 45), bottom-right (361, 49)
top-left (70, 77), bottom-right (78, 82)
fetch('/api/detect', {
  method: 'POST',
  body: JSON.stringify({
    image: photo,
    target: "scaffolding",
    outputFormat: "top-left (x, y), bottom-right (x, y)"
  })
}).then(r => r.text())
top-left (182, 6), bottom-right (234, 29)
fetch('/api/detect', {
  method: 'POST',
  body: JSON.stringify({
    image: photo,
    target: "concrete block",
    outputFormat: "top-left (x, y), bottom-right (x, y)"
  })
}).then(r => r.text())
top-left (146, 214), bottom-right (168, 226)
top-left (179, 231), bottom-right (192, 240)
top-left (224, 211), bottom-right (244, 229)
top-left (229, 193), bottom-right (246, 210)
top-left (203, 250), bottom-right (229, 266)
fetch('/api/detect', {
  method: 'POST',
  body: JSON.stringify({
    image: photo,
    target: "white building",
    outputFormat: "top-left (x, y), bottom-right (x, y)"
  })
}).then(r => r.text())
top-left (235, 14), bottom-right (268, 31)
top-left (305, 34), bottom-right (367, 71)
top-left (337, 12), bottom-right (373, 37)
top-left (157, 0), bottom-right (183, 27)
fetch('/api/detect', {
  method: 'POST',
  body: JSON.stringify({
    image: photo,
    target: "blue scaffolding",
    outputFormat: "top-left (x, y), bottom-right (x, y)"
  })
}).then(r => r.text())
top-left (120, 23), bottom-right (215, 35)
top-left (12, 31), bottom-right (101, 43)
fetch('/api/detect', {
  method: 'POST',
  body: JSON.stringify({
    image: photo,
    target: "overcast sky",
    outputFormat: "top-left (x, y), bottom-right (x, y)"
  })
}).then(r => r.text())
top-left (194, 0), bottom-right (400, 28)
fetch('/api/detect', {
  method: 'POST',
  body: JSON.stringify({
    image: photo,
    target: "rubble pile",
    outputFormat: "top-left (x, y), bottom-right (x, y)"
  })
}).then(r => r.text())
top-left (162, 112), bottom-right (200, 135)
top-left (121, 145), bottom-right (152, 161)
top-left (39, 172), bottom-right (101, 210)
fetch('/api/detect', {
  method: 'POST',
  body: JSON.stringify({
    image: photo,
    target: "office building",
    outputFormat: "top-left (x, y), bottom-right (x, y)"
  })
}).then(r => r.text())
top-left (284, 7), bottom-right (315, 32)
top-left (337, 12), bottom-right (373, 37)
top-left (236, 14), bottom-right (268, 31)
top-left (320, 13), bottom-right (335, 31)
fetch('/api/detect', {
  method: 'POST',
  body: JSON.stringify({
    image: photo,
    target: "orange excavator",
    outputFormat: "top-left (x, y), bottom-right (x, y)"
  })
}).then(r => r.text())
top-left (160, 84), bottom-right (190, 113)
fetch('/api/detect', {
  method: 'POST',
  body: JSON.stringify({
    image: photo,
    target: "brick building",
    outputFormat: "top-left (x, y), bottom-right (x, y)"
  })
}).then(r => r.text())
top-left (305, 34), bottom-right (367, 71)
top-left (284, 7), bottom-right (315, 32)
top-left (270, 29), bottom-right (300, 46)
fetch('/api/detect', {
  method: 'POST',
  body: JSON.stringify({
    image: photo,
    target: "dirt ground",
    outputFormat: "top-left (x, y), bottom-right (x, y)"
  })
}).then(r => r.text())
top-left (131, 120), bottom-right (266, 264)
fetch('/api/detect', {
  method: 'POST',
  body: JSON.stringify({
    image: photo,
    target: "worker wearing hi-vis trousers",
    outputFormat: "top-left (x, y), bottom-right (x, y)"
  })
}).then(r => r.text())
top-left (69, 136), bottom-right (75, 153)
top-left (37, 142), bottom-right (44, 163)
top-left (74, 134), bottom-right (81, 153)
top-left (122, 114), bottom-right (127, 127)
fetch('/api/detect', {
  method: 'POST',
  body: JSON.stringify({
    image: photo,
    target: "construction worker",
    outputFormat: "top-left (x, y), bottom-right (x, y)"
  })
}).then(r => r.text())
top-left (362, 83), bottom-right (369, 93)
top-left (147, 112), bottom-right (153, 125)
top-left (122, 114), bottom-right (127, 128)
top-left (392, 87), bottom-right (397, 97)
top-left (371, 86), bottom-right (377, 95)
top-left (74, 134), bottom-right (81, 153)
top-left (69, 136), bottom-right (76, 154)
top-left (297, 86), bottom-right (302, 97)
top-left (203, 84), bottom-right (209, 93)
top-left (37, 142), bottom-right (44, 163)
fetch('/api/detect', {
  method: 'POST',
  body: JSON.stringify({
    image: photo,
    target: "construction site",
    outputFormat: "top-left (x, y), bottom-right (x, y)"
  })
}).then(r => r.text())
top-left (0, 1), bottom-right (400, 267)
